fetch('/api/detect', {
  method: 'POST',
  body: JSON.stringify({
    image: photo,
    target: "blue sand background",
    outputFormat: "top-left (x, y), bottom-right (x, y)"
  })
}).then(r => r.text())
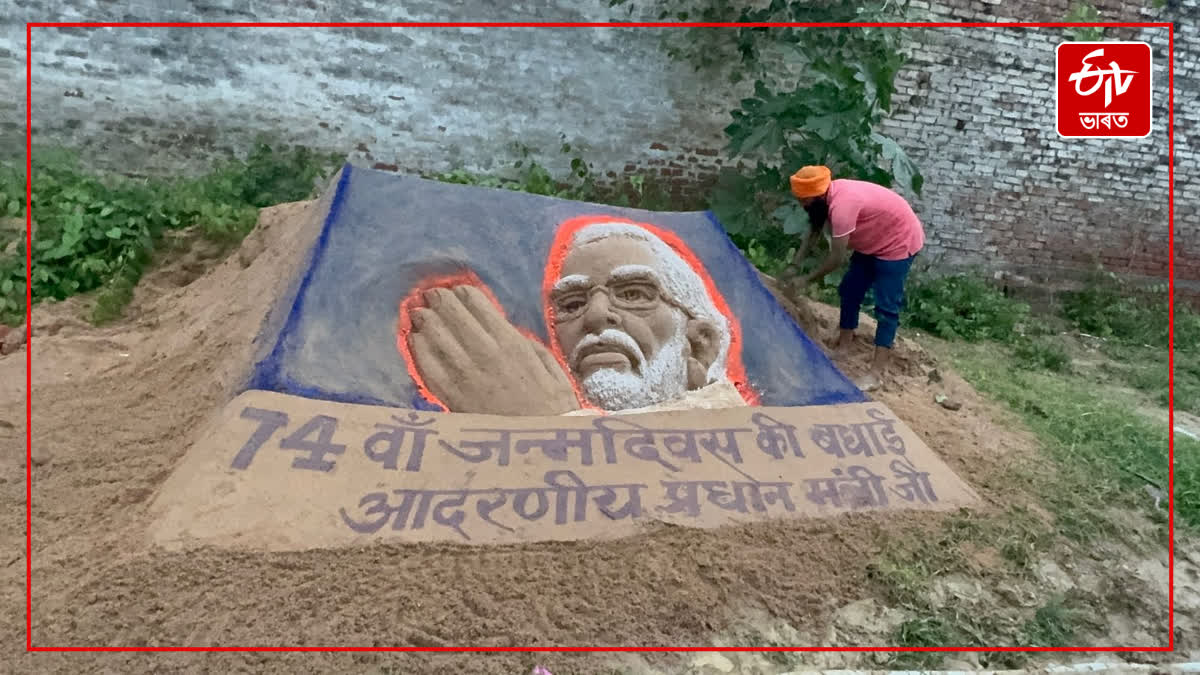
top-left (246, 164), bottom-right (866, 409)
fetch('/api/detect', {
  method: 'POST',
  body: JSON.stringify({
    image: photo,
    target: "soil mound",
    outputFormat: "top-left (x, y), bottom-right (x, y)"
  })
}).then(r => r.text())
top-left (1, 197), bottom-right (1162, 673)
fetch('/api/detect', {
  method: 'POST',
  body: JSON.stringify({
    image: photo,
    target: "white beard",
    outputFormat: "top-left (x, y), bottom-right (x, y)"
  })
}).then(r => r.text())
top-left (574, 316), bottom-right (690, 411)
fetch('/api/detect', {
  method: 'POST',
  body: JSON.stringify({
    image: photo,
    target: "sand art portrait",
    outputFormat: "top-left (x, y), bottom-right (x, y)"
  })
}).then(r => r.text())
top-left (147, 167), bottom-right (978, 553)
top-left (399, 216), bottom-right (759, 416)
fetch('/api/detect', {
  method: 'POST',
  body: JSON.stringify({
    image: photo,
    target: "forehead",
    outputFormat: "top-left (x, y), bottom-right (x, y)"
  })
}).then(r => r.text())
top-left (559, 235), bottom-right (660, 281)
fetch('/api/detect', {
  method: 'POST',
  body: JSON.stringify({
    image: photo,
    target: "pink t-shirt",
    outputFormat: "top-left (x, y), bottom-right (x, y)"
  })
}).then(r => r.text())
top-left (827, 179), bottom-right (924, 261)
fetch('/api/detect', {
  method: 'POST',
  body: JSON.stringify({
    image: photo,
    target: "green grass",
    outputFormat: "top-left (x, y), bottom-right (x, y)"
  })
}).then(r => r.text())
top-left (1051, 270), bottom-right (1200, 416)
top-left (1059, 272), bottom-right (1190, 348)
top-left (1094, 342), bottom-right (1200, 416)
top-left (885, 605), bottom-right (1030, 670)
top-left (869, 508), bottom-right (1053, 589)
top-left (951, 343), bottom-right (1198, 531)
top-left (1019, 595), bottom-right (1082, 647)
top-left (876, 515), bottom-right (1095, 666)
top-left (885, 593), bottom-right (1089, 668)
top-left (865, 507), bottom-right (1057, 663)
top-left (889, 615), bottom-right (955, 668)
top-left (1012, 337), bottom-right (1073, 373)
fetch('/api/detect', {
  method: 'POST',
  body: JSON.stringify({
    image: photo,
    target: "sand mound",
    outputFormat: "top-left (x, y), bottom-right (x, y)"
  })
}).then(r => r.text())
top-left (0, 198), bottom-right (1142, 672)
top-left (756, 270), bottom-right (934, 382)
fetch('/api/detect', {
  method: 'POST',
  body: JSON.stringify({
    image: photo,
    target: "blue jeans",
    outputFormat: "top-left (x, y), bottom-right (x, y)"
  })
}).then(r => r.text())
top-left (838, 252), bottom-right (916, 349)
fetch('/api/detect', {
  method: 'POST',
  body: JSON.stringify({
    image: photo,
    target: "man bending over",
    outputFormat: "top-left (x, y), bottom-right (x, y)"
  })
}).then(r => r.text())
top-left (786, 165), bottom-right (924, 392)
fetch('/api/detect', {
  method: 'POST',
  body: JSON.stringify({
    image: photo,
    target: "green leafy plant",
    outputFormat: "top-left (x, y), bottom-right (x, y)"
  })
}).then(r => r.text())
top-left (1060, 269), bottom-right (1197, 350)
top-left (741, 237), bottom-right (796, 278)
top-left (611, 0), bottom-right (923, 257)
top-left (727, 220), bottom-right (803, 276)
top-left (1064, 2), bottom-right (1105, 41)
top-left (905, 273), bottom-right (1030, 342)
top-left (1013, 337), bottom-right (1072, 373)
top-left (427, 138), bottom-right (675, 211)
top-left (0, 139), bottom-right (342, 325)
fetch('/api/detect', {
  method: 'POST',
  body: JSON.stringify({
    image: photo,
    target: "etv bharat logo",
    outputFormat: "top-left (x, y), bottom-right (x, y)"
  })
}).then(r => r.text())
top-left (1056, 41), bottom-right (1152, 138)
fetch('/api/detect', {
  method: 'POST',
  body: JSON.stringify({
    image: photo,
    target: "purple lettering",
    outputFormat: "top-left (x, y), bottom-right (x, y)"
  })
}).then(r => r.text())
top-left (698, 429), bottom-right (745, 464)
top-left (339, 492), bottom-right (396, 533)
top-left (390, 490), bottom-right (435, 531)
top-left (430, 491), bottom-right (471, 540)
top-left (658, 481), bottom-right (702, 517)
top-left (440, 429), bottom-right (512, 466)
top-left (364, 413), bottom-right (438, 472)
top-left (804, 475), bottom-right (843, 507)
top-left (511, 487), bottom-right (550, 521)
top-left (230, 407), bottom-right (289, 470)
top-left (474, 492), bottom-right (514, 532)
top-left (513, 430), bottom-right (596, 465)
top-left (280, 414), bottom-right (347, 472)
top-left (592, 418), bottom-right (679, 471)
top-left (752, 413), bottom-right (804, 460)
top-left (889, 457), bottom-right (938, 504)
top-left (754, 481), bottom-right (797, 512)
top-left (868, 408), bottom-right (908, 455)
top-left (840, 465), bottom-right (889, 509)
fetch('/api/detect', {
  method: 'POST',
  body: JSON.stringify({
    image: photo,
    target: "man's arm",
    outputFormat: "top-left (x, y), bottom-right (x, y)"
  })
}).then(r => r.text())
top-left (783, 229), bottom-right (822, 280)
top-left (792, 229), bottom-right (821, 267)
top-left (803, 196), bottom-right (857, 286)
top-left (803, 234), bottom-right (849, 285)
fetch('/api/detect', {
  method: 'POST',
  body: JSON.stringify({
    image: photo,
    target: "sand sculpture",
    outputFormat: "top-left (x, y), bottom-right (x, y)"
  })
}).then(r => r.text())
top-left (147, 166), bottom-right (979, 552)
top-left (402, 218), bottom-right (755, 416)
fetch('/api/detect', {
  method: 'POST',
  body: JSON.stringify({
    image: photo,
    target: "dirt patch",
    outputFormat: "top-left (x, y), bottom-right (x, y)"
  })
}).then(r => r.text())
top-left (0, 201), bottom-right (1185, 674)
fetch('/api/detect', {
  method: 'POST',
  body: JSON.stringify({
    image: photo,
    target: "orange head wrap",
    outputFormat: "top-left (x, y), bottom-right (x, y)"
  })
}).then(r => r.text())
top-left (789, 165), bottom-right (832, 199)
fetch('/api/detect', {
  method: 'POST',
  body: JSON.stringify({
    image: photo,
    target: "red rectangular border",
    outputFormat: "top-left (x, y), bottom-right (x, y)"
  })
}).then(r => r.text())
top-left (23, 20), bottom-right (1177, 654)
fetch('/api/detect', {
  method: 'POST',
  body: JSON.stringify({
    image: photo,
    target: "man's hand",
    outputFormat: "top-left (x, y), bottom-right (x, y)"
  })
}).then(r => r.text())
top-left (779, 229), bottom-right (821, 291)
top-left (804, 234), bottom-right (850, 286)
top-left (406, 285), bottom-right (581, 416)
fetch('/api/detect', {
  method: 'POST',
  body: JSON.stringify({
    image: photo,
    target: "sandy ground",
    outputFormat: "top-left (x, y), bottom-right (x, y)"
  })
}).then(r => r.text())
top-left (0, 201), bottom-right (1191, 674)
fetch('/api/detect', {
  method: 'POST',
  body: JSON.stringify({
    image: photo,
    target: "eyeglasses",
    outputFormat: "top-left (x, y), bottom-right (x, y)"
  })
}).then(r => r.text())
top-left (551, 278), bottom-right (693, 323)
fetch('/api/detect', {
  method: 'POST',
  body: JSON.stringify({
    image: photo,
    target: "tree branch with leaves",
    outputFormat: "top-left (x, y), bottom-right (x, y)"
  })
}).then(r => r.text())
top-left (610, 0), bottom-right (925, 272)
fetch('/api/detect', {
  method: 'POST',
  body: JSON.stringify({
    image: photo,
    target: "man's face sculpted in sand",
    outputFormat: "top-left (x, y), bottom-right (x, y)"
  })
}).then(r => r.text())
top-left (403, 222), bottom-right (732, 415)
top-left (549, 223), bottom-right (730, 411)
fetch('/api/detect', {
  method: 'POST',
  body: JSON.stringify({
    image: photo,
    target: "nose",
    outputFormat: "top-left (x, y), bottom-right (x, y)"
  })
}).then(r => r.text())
top-left (580, 289), bottom-right (620, 333)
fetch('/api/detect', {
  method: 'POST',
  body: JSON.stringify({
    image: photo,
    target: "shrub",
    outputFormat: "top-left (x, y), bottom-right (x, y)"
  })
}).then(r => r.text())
top-left (427, 141), bottom-right (676, 211)
top-left (906, 274), bottom-right (1030, 342)
top-left (1060, 270), bottom-right (1197, 350)
top-left (0, 140), bottom-right (342, 325)
top-left (1013, 338), bottom-right (1072, 373)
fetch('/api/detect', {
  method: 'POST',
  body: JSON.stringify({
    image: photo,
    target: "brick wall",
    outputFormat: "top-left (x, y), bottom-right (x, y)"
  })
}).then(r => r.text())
top-left (2, 0), bottom-right (1194, 286)
top-left (881, 0), bottom-right (1195, 290)
top-left (2, 1), bottom-right (737, 187)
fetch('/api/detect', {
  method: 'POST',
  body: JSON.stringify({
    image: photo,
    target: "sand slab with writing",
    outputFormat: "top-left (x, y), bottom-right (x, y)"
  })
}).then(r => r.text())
top-left (149, 390), bottom-right (978, 550)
